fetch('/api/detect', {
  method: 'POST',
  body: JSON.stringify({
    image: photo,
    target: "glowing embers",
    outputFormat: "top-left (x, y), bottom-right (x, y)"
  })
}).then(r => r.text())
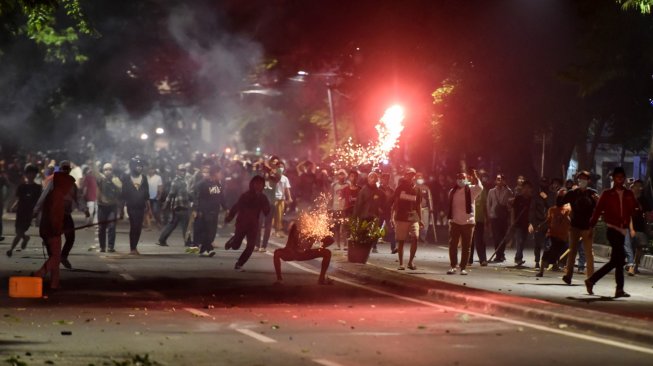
top-left (330, 104), bottom-right (406, 171)
top-left (298, 194), bottom-right (334, 246)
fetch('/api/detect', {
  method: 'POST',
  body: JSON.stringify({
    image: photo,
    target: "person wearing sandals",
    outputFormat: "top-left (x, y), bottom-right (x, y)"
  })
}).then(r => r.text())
top-left (391, 168), bottom-right (422, 271)
top-left (273, 221), bottom-right (334, 285)
top-left (446, 170), bottom-right (483, 275)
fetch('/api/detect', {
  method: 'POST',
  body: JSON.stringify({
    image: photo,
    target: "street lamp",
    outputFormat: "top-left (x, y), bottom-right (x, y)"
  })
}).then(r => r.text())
top-left (140, 133), bottom-right (149, 140)
top-left (155, 127), bottom-right (164, 135)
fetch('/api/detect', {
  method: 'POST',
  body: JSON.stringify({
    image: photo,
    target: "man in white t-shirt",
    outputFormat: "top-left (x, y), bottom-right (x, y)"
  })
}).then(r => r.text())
top-left (447, 170), bottom-right (483, 275)
top-left (146, 167), bottom-right (163, 229)
top-left (273, 162), bottom-right (292, 237)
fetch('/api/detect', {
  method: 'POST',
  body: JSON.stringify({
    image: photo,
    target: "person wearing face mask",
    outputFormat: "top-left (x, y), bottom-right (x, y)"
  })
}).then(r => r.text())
top-left (469, 172), bottom-right (489, 266)
top-left (446, 170), bottom-right (483, 275)
top-left (562, 170), bottom-right (598, 285)
top-left (157, 165), bottom-right (191, 248)
top-left (487, 174), bottom-right (513, 262)
top-left (94, 163), bottom-right (122, 253)
top-left (353, 172), bottom-right (384, 253)
top-left (392, 168), bottom-right (423, 270)
top-left (511, 180), bottom-right (533, 267)
top-left (273, 162), bottom-right (292, 238)
top-left (415, 173), bottom-right (434, 243)
top-left (121, 156), bottom-right (150, 255)
top-left (585, 167), bottom-right (638, 298)
top-left (528, 177), bottom-right (552, 269)
top-left (330, 169), bottom-right (349, 250)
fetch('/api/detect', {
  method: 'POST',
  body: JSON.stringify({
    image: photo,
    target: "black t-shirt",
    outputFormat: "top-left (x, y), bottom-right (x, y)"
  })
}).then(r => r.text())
top-left (196, 179), bottom-right (226, 213)
top-left (393, 183), bottom-right (422, 223)
top-left (16, 183), bottom-right (42, 218)
top-left (633, 195), bottom-right (650, 232)
top-left (564, 188), bottom-right (598, 230)
top-left (512, 194), bottom-right (532, 230)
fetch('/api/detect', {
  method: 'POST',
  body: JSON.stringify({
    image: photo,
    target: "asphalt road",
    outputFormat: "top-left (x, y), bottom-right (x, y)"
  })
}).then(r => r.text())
top-left (1, 217), bottom-right (653, 366)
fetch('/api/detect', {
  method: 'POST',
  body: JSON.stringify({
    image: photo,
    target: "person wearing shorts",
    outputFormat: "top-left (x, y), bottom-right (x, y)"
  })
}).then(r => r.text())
top-left (392, 168), bottom-right (422, 270)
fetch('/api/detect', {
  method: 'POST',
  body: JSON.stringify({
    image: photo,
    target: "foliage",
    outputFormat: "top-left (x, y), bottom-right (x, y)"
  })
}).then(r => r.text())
top-left (348, 217), bottom-right (385, 247)
top-left (619, 0), bottom-right (653, 13)
top-left (4, 355), bottom-right (28, 366)
top-left (430, 79), bottom-right (457, 142)
top-left (0, 0), bottom-right (95, 63)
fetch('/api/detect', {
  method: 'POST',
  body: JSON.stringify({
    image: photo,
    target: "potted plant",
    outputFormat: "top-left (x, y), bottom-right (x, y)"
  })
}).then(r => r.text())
top-left (347, 217), bottom-right (386, 264)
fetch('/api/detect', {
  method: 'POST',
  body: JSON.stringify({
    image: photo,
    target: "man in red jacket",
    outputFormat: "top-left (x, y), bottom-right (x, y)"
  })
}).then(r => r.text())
top-left (585, 167), bottom-right (638, 298)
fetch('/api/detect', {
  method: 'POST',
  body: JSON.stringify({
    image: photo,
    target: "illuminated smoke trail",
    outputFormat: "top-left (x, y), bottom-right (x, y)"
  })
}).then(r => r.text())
top-left (330, 105), bottom-right (405, 171)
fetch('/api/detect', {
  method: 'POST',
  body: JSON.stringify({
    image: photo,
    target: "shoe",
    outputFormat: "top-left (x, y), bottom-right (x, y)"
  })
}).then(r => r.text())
top-left (208, 250), bottom-right (216, 257)
top-left (515, 260), bottom-right (526, 266)
top-left (460, 269), bottom-right (468, 275)
top-left (0, 236), bottom-right (5, 241)
top-left (562, 275), bottom-right (572, 285)
top-left (108, 248), bottom-right (116, 253)
top-left (100, 248), bottom-right (106, 253)
top-left (407, 264), bottom-right (417, 270)
top-left (391, 249), bottom-right (398, 254)
top-left (584, 279), bottom-right (594, 295)
top-left (156, 241), bottom-right (168, 247)
top-left (535, 262), bottom-right (540, 269)
top-left (258, 248), bottom-right (267, 253)
top-left (61, 258), bottom-right (72, 269)
top-left (6, 250), bottom-right (12, 257)
top-left (397, 266), bottom-right (405, 270)
top-left (447, 268), bottom-right (457, 275)
top-left (535, 272), bottom-right (543, 277)
top-left (577, 267), bottom-right (585, 274)
top-left (372, 248), bottom-right (378, 253)
top-left (627, 266), bottom-right (636, 276)
top-left (480, 261), bottom-right (488, 267)
top-left (615, 290), bottom-right (630, 298)
top-left (234, 264), bottom-right (244, 271)
top-left (129, 250), bottom-right (140, 255)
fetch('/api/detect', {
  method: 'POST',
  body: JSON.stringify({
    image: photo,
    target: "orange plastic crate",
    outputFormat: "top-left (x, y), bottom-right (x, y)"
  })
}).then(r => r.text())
top-left (9, 276), bottom-right (43, 298)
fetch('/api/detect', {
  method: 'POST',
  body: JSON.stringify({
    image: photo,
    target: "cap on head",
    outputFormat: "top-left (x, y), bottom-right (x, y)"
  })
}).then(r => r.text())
top-left (577, 170), bottom-right (591, 179)
top-left (103, 163), bottom-right (113, 171)
top-left (59, 160), bottom-right (71, 170)
top-left (405, 167), bottom-right (417, 176)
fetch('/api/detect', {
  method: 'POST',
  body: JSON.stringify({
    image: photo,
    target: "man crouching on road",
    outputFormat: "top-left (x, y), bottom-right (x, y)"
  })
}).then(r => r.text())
top-left (447, 170), bottom-right (483, 275)
top-left (273, 220), bottom-right (334, 285)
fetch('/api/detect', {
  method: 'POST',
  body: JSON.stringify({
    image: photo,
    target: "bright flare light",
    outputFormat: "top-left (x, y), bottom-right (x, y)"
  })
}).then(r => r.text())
top-left (140, 133), bottom-right (149, 140)
top-left (376, 104), bottom-right (405, 159)
top-left (329, 104), bottom-right (406, 171)
top-left (155, 127), bottom-right (164, 135)
top-left (298, 194), bottom-right (334, 245)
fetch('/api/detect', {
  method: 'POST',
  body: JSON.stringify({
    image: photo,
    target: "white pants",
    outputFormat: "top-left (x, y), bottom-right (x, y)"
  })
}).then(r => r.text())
top-left (86, 201), bottom-right (98, 224)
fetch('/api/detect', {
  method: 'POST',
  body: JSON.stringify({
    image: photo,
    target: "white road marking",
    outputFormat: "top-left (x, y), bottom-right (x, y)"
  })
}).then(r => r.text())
top-left (107, 264), bottom-right (120, 270)
top-left (235, 328), bottom-right (277, 343)
top-left (119, 273), bottom-right (135, 281)
top-left (283, 259), bottom-right (653, 355)
top-left (313, 359), bottom-right (345, 366)
top-left (183, 308), bottom-right (211, 318)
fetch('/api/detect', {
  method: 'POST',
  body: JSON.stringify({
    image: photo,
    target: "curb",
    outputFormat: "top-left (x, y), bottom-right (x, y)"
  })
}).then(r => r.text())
top-left (594, 244), bottom-right (653, 271)
top-left (332, 260), bottom-right (653, 345)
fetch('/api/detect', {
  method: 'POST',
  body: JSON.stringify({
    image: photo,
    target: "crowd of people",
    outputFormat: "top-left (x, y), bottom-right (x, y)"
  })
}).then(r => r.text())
top-left (1, 149), bottom-right (650, 296)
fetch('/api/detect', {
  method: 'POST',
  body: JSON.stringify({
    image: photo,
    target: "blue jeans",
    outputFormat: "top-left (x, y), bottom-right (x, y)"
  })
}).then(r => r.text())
top-left (97, 204), bottom-right (117, 250)
top-left (624, 230), bottom-right (634, 265)
top-left (159, 209), bottom-right (189, 245)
